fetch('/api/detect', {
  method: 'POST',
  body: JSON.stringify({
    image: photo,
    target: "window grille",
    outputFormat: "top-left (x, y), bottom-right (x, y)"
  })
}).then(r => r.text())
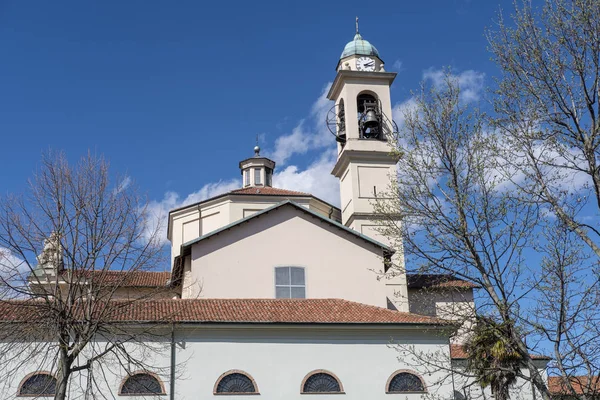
top-left (120, 373), bottom-right (164, 395)
top-left (387, 372), bottom-right (425, 393)
top-left (302, 372), bottom-right (342, 393)
top-left (19, 373), bottom-right (56, 396)
top-left (275, 266), bottom-right (305, 298)
top-left (215, 372), bottom-right (257, 394)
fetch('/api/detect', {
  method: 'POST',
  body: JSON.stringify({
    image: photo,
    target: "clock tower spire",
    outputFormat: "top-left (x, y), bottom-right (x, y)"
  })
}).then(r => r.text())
top-left (327, 23), bottom-right (408, 311)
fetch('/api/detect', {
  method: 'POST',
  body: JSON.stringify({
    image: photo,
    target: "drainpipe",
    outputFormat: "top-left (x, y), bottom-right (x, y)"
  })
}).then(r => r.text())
top-left (170, 323), bottom-right (176, 400)
top-left (449, 337), bottom-right (457, 398)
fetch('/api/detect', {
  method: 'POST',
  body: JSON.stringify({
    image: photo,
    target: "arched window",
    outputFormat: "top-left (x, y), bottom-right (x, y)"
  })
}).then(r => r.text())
top-left (386, 371), bottom-right (426, 393)
top-left (119, 372), bottom-right (165, 396)
top-left (454, 390), bottom-right (466, 400)
top-left (356, 92), bottom-right (381, 139)
top-left (301, 370), bottom-right (344, 394)
top-left (18, 372), bottom-right (56, 396)
top-left (214, 370), bottom-right (258, 395)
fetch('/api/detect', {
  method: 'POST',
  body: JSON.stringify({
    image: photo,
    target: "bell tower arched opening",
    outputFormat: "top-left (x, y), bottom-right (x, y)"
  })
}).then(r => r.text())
top-left (356, 92), bottom-right (383, 140)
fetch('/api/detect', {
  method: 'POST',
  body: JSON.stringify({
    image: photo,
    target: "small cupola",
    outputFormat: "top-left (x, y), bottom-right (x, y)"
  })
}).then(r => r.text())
top-left (239, 146), bottom-right (276, 188)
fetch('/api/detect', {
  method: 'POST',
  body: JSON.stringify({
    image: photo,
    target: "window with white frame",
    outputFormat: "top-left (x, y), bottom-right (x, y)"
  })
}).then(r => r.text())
top-left (254, 168), bottom-right (261, 185)
top-left (244, 170), bottom-right (250, 186)
top-left (275, 267), bottom-right (305, 298)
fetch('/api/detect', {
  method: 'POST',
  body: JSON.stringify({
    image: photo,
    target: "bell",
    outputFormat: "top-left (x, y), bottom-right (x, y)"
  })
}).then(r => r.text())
top-left (363, 109), bottom-right (379, 128)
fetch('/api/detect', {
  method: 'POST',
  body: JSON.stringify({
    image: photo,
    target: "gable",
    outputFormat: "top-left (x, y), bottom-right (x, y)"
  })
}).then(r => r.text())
top-left (183, 203), bottom-right (390, 308)
top-left (181, 201), bottom-right (391, 255)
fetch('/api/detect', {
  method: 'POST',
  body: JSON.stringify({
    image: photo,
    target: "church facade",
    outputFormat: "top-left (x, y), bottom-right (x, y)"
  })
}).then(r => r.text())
top-left (2, 27), bottom-right (548, 400)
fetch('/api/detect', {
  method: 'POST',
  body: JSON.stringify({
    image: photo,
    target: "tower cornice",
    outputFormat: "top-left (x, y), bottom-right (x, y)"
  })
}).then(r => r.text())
top-left (331, 147), bottom-right (400, 178)
top-left (327, 71), bottom-right (397, 100)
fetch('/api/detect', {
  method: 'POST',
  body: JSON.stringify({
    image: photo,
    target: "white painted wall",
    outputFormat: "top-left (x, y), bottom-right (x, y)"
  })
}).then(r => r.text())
top-left (169, 196), bottom-right (340, 267)
top-left (0, 326), bottom-right (456, 399)
top-left (186, 205), bottom-right (389, 307)
top-left (408, 288), bottom-right (475, 343)
top-left (174, 326), bottom-right (453, 400)
top-left (0, 327), bottom-right (547, 400)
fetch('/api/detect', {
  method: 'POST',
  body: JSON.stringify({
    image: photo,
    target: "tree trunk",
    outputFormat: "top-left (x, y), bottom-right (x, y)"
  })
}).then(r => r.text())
top-left (55, 351), bottom-right (70, 400)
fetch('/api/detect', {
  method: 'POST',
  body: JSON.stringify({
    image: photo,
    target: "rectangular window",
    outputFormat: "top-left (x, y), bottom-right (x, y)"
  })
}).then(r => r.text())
top-left (244, 170), bottom-right (250, 186)
top-left (275, 266), bottom-right (305, 298)
top-left (254, 168), bottom-right (261, 185)
top-left (265, 167), bottom-right (272, 186)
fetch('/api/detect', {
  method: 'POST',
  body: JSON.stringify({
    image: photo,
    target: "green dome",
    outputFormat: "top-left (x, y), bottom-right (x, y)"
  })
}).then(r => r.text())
top-left (340, 33), bottom-right (380, 59)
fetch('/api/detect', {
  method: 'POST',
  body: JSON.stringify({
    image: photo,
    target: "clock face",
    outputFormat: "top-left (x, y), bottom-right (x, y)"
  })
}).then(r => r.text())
top-left (356, 57), bottom-right (375, 71)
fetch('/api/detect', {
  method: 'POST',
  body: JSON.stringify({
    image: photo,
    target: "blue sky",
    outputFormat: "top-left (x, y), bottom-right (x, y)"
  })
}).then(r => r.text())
top-left (0, 0), bottom-right (515, 231)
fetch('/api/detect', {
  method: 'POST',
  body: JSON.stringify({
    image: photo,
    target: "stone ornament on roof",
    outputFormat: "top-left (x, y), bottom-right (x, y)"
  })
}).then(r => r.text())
top-left (35, 232), bottom-right (64, 276)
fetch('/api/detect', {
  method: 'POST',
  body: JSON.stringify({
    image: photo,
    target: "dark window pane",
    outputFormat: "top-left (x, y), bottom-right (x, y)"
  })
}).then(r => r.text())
top-left (216, 373), bottom-right (256, 393)
top-left (121, 373), bottom-right (163, 394)
top-left (276, 286), bottom-right (290, 298)
top-left (266, 168), bottom-right (272, 186)
top-left (291, 267), bottom-right (305, 285)
top-left (303, 373), bottom-right (341, 393)
top-left (388, 372), bottom-right (425, 392)
top-left (275, 267), bottom-right (290, 285)
top-left (291, 286), bottom-right (305, 299)
top-left (19, 374), bottom-right (57, 396)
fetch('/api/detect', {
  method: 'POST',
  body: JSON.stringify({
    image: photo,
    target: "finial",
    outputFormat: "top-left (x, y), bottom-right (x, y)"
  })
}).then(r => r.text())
top-left (356, 16), bottom-right (359, 34)
top-left (254, 135), bottom-right (260, 156)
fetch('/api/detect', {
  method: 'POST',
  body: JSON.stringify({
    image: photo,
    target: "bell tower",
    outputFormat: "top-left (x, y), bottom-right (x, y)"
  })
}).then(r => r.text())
top-left (327, 20), bottom-right (408, 311)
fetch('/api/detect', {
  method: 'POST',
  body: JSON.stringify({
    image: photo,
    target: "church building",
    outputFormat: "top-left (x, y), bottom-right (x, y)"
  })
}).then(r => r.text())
top-left (2, 25), bottom-right (548, 400)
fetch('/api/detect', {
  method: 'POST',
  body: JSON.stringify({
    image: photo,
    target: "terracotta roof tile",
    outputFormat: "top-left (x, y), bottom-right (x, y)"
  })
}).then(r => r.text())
top-left (0, 298), bottom-right (448, 325)
top-left (548, 376), bottom-right (600, 395)
top-left (407, 274), bottom-right (478, 289)
top-left (450, 344), bottom-right (550, 360)
top-left (229, 187), bottom-right (310, 196)
top-left (54, 270), bottom-right (171, 288)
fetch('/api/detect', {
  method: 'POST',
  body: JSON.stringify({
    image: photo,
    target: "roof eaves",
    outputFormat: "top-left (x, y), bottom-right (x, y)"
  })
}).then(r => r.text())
top-left (167, 190), bottom-right (341, 242)
top-left (181, 200), bottom-right (393, 254)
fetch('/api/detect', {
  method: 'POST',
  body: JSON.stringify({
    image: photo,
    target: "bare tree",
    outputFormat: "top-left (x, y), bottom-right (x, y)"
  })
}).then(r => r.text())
top-left (489, 0), bottom-right (600, 258)
top-left (487, 0), bottom-right (600, 396)
top-left (374, 73), bottom-right (553, 399)
top-left (527, 222), bottom-right (600, 400)
top-left (0, 152), bottom-right (172, 399)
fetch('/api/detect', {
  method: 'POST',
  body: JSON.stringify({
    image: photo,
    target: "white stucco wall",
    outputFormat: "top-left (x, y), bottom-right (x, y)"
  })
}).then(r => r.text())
top-left (174, 326), bottom-right (453, 400)
top-left (0, 326), bottom-right (547, 400)
top-left (408, 288), bottom-right (475, 343)
top-left (186, 205), bottom-right (389, 307)
top-left (169, 196), bottom-right (340, 267)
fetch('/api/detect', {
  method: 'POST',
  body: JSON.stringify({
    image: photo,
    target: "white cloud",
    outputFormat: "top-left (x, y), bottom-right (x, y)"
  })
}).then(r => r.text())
top-left (422, 68), bottom-right (485, 103)
top-left (392, 97), bottom-right (419, 131)
top-left (391, 60), bottom-right (404, 72)
top-left (0, 247), bottom-right (30, 292)
top-left (143, 179), bottom-right (239, 245)
top-left (114, 176), bottom-right (132, 194)
top-left (274, 149), bottom-right (339, 206)
top-left (393, 68), bottom-right (485, 129)
top-left (269, 82), bottom-right (333, 165)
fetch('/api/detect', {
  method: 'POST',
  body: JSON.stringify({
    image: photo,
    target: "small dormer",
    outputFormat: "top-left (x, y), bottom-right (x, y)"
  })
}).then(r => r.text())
top-left (239, 146), bottom-right (276, 188)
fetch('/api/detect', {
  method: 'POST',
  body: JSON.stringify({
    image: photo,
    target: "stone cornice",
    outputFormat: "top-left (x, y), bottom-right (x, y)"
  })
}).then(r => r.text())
top-left (327, 70), bottom-right (397, 100)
